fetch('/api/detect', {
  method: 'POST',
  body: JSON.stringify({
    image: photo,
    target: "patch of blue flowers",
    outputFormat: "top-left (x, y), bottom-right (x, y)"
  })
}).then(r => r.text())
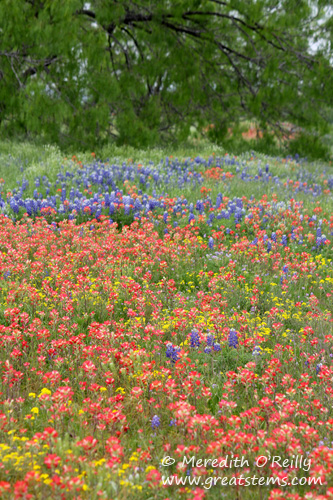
top-left (2, 155), bottom-right (331, 255)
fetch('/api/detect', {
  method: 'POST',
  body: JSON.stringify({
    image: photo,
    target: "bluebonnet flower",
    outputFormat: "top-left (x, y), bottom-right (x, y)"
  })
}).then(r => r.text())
top-left (166, 343), bottom-right (181, 363)
top-left (282, 266), bottom-right (288, 274)
top-left (204, 347), bottom-right (212, 354)
top-left (252, 345), bottom-right (262, 356)
top-left (271, 232), bottom-right (277, 243)
top-left (25, 199), bottom-right (34, 216)
top-left (151, 415), bottom-right (161, 429)
top-left (9, 199), bottom-right (19, 214)
top-left (169, 419), bottom-right (177, 426)
top-left (282, 235), bottom-right (287, 246)
top-left (163, 211), bottom-right (168, 223)
top-left (208, 213), bottom-right (215, 225)
top-left (213, 343), bottom-right (221, 352)
top-left (206, 334), bottom-right (214, 346)
top-left (190, 329), bottom-right (200, 348)
top-left (196, 200), bottom-right (203, 212)
top-left (228, 329), bottom-right (238, 348)
top-left (134, 198), bottom-right (142, 211)
top-left (316, 363), bottom-right (322, 375)
top-left (208, 237), bottom-right (214, 249)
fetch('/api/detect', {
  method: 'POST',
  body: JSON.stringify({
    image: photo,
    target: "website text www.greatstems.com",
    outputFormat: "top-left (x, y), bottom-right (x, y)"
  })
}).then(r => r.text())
top-left (161, 474), bottom-right (323, 490)
top-left (160, 455), bottom-right (323, 490)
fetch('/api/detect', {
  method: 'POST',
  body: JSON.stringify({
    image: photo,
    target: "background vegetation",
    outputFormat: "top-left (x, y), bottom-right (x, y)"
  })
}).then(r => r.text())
top-left (1, 0), bottom-right (332, 159)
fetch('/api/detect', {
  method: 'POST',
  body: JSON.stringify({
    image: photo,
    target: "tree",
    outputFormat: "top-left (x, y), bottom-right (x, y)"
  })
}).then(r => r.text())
top-left (0, 0), bottom-right (332, 148)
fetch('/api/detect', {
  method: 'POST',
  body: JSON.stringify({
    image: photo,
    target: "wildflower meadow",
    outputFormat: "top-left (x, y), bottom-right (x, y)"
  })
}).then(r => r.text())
top-left (0, 149), bottom-right (333, 500)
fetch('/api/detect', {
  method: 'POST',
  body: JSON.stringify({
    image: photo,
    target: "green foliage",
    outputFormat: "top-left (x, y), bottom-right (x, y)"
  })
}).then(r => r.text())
top-left (221, 131), bottom-right (282, 157)
top-left (1, 0), bottom-right (332, 149)
top-left (287, 132), bottom-right (332, 161)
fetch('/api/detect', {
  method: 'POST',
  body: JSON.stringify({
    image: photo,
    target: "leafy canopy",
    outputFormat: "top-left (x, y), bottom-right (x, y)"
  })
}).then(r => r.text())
top-left (0, 0), bottom-right (332, 148)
